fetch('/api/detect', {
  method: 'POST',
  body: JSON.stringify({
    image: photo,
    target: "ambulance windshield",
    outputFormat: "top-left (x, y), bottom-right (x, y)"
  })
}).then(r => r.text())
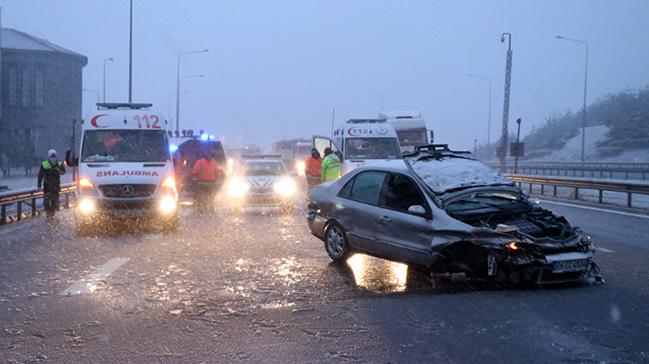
top-left (345, 138), bottom-right (401, 160)
top-left (81, 130), bottom-right (169, 163)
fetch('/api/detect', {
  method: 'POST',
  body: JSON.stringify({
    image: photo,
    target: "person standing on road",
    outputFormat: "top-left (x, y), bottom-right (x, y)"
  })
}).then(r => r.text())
top-left (305, 148), bottom-right (322, 190)
top-left (191, 151), bottom-right (223, 211)
top-left (321, 147), bottom-right (340, 182)
top-left (37, 149), bottom-right (66, 219)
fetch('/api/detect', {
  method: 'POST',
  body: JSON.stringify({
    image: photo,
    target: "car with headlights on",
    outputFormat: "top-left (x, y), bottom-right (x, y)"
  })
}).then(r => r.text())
top-left (307, 144), bottom-right (602, 285)
top-left (225, 155), bottom-right (298, 213)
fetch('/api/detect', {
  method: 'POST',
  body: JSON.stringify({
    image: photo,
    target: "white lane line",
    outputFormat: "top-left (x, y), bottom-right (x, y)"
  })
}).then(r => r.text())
top-left (540, 200), bottom-right (649, 220)
top-left (594, 247), bottom-right (614, 253)
top-left (61, 257), bottom-right (130, 296)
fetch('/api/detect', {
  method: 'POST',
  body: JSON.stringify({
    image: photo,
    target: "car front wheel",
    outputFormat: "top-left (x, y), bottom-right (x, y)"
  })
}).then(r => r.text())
top-left (324, 223), bottom-right (350, 262)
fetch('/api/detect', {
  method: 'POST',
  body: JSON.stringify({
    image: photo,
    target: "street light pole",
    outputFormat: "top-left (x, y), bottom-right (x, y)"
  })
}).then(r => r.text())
top-left (556, 35), bottom-right (589, 162)
top-left (128, 0), bottom-right (133, 102)
top-left (499, 33), bottom-right (513, 173)
top-left (468, 74), bottom-right (493, 145)
top-left (176, 74), bottom-right (204, 131)
top-left (514, 118), bottom-right (522, 174)
top-left (175, 49), bottom-right (209, 132)
top-left (83, 88), bottom-right (100, 104)
top-left (102, 57), bottom-right (114, 103)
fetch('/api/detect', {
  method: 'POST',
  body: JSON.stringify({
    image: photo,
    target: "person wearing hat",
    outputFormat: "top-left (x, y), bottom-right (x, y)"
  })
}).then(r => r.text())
top-left (37, 149), bottom-right (66, 219)
top-left (304, 148), bottom-right (322, 191)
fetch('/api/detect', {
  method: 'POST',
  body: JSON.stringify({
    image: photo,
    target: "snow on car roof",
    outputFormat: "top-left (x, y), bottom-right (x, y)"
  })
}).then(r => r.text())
top-left (407, 156), bottom-right (513, 194)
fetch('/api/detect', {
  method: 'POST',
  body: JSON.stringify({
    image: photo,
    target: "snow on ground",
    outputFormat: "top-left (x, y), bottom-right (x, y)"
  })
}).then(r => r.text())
top-left (532, 125), bottom-right (649, 162)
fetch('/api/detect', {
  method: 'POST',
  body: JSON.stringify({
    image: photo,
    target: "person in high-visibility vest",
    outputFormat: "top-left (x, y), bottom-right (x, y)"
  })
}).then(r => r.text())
top-left (321, 147), bottom-right (340, 182)
top-left (191, 152), bottom-right (223, 211)
top-left (304, 148), bottom-right (322, 190)
top-left (37, 149), bottom-right (66, 219)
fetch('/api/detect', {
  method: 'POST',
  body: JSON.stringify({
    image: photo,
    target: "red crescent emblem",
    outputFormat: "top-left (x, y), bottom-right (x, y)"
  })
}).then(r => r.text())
top-left (90, 114), bottom-right (108, 128)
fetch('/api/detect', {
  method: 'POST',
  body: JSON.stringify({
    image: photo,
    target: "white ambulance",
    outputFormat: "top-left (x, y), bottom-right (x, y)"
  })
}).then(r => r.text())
top-left (66, 103), bottom-right (179, 234)
top-left (313, 118), bottom-right (402, 176)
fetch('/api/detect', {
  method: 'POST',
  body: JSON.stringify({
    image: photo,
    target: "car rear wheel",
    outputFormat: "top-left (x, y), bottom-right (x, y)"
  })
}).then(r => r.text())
top-left (324, 223), bottom-right (350, 262)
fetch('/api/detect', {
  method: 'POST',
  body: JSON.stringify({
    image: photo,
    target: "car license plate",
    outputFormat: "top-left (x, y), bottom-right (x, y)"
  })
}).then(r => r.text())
top-left (553, 259), bottom-right (588, 273)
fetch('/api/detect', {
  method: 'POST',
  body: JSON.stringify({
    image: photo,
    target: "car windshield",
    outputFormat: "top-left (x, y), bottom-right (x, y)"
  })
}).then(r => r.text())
top-left (396, 128), bottom-right (427, 146)
top-left (81, 130), bottom-right (169, 163)
top-left (345, 138), bottom-right (401, 160)
top-left (242, 161), bottom-right (286, 176)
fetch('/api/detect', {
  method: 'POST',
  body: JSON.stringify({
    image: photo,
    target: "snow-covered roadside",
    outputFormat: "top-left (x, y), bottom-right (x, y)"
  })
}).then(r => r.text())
top-left (0, 173), bottom-right (73, 194)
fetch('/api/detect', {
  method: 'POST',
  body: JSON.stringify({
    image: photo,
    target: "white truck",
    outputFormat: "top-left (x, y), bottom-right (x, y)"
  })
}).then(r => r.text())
top-left (313, 118), bottom-right (402, 176)
top-left (379, 111), bottom-right (431, 154)
top-left (66, 103), bottom-right (179, 234)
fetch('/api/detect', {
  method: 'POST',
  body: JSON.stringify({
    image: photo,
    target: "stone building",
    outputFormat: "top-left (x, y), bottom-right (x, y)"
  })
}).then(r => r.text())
top-left (0, 28), bottom-right (87, 173)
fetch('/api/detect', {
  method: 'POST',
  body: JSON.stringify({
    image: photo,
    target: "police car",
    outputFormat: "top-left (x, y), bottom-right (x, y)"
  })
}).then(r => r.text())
top-left (225, 155), bottom-right (297, 213)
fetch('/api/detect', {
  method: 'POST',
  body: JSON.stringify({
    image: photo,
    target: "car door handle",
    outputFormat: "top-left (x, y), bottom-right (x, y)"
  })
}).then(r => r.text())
top-left (378, 216), bottom-right (391, 223)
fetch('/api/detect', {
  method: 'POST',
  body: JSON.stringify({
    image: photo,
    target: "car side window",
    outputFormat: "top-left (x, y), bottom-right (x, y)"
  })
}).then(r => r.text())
top-left (338, 178), bottom-right (354, 198)
top-left (342, 171), bottom-right (387, 205)
top-left (379, 173), bottom-right (428, 214)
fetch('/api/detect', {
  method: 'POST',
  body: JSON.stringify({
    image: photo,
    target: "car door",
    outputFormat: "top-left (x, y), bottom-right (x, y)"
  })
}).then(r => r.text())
top-left (312, 136), bottom-right (340, 158)
top-left (335, 170), bottom-right (389, 253)
top-left (374, 172), bottom-right (434, 266)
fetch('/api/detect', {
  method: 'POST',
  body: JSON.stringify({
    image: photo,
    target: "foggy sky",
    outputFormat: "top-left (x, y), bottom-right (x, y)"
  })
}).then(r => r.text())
top-left (3, 0), bottom-right (649, 150)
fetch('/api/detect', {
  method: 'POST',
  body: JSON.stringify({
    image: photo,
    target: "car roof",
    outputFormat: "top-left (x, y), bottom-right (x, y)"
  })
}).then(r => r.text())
top-left (244, 159), bottom-right (282, 164)
top-left (352, 159), bottom-right (411, 173)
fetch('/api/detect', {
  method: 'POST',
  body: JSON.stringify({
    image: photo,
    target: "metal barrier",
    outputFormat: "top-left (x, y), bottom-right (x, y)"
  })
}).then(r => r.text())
top-left (0, 184), bottom-right (76, 225)
top-left (506, 174), bottom-right (649, 208)
top-left (488, 161), bottom-right (649, 180)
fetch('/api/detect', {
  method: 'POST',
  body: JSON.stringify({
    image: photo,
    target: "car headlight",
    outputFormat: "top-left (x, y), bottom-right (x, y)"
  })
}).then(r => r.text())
top-left (227, 177), bottom-right (249, 198)
top-left (159, 195), bottom-right (177, 214)
top-left (295, 161), bottom-right (306, 176)
top-left (78, 198), bottom-right (95, 215)
top-left (273, 177), bottom-right (296, 197)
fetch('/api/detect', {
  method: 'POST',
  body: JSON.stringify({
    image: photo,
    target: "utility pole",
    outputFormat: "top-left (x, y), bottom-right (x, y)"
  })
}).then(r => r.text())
top-left (499, 33), bottom-right (513, 173)
top-left (128, 0), bottom-right (133, 102)
top-left (175, 49), bottom-right (209, 132)
top-left (473, 139), bottom-right (478, 157)
top-left (330, 106), bottom-right (336, 136)
top-left (103, 57), bottom-right (114, 103)
top-left (556, 35), bottom-right (589, 161)
top-left (468, 74), bottom-right (493, 145)
top-left (514, 118), bottom-right (521, 174)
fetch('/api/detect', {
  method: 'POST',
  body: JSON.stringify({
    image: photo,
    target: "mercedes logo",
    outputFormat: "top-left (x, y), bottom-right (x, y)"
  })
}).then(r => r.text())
top-left (120, 184), bottom-right (135, 197)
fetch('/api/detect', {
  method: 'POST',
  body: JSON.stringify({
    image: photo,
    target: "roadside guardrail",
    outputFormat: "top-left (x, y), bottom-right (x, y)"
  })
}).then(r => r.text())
top-left (0, 184), bottom-right (76, 225)
top-left (488, 161), bottom-right (649, 180)
top-left (506, 174), bottom-right (649, 208)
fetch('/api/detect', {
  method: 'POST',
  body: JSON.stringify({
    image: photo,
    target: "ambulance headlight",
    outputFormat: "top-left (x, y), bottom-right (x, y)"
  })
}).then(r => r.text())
top-left (227, 178), bottom-right (249, 198)
top-left (78, 198), bottom-right (95, 215)
top-left (159, 196), bottom-right (177, 214)
top-left (273, 178), bottom-right (296, 197)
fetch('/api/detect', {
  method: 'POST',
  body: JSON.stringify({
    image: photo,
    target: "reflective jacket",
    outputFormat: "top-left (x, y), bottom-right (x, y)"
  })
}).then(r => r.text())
top-left (38, 160), bottom-right (65, 191)
top-left (192, 158), bottom-right (221, 182)
top-left (305, 156), bottom-right (322, 177)
top-left (321, 153), bottom-right (340, 182)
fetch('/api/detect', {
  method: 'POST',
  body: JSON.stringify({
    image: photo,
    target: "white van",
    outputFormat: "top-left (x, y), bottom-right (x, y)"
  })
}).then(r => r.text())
top-left (66, 103), bottom-right (178, 233)
top-left (379, 111), bottom-right (430, 154)
top-left (313, 118), bottom-right (402, 176)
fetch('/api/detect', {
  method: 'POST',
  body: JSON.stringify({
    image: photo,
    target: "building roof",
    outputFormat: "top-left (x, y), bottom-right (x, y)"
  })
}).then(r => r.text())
top-left (1, 28), bottom-right (87, 62)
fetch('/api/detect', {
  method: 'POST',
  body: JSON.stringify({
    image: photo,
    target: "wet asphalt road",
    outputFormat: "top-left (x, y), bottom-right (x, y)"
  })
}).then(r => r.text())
top-left (1, 198), bottom-right (649, 363)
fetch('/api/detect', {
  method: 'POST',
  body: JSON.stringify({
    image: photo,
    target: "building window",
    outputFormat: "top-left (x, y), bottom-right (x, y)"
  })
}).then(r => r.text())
top-left (35, 69), bottom-right (44, 108)
top-left (8, 68), bottom-right (18, 107)
top-left (22, 68), bottom-right (31, 107)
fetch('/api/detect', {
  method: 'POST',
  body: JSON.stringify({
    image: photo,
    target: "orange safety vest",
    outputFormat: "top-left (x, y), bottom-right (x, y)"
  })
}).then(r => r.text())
top-left (305, 156), bottom-right (322, 177)
top-left (192, 158), bottom-right (221, 182)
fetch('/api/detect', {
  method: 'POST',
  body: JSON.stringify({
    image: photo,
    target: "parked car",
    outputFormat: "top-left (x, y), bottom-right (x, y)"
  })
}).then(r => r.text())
top-left (307, 144), bottom-right (601, 285)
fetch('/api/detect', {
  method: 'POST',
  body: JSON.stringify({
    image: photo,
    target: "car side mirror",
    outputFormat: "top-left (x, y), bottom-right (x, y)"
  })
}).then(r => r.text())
top-left (65, 150), bottom-right (78, 167)
top-left (407, 205), bottom-right (427, 218)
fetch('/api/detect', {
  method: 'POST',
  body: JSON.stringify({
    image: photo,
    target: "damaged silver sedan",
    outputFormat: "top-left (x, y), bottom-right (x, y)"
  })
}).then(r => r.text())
top-left (307, 145), bottom-right (602, 285)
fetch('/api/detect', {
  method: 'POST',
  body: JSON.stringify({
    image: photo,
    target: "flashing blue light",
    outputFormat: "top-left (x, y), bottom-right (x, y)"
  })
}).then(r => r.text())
top-left (209, 134), bottom-right (215, 140)
top-left (169, 144), bottom-right (178, 153)
top-left (200, 133), bottom-right (209, 141)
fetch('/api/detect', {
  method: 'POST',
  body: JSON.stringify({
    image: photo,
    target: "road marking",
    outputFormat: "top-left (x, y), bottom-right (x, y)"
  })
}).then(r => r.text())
top-left (61, 257), bottom-right (130, 296)
top-left (594, 247), bottom-right (614, 253)
top-left (540, 200), bottom-right (649, 220)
